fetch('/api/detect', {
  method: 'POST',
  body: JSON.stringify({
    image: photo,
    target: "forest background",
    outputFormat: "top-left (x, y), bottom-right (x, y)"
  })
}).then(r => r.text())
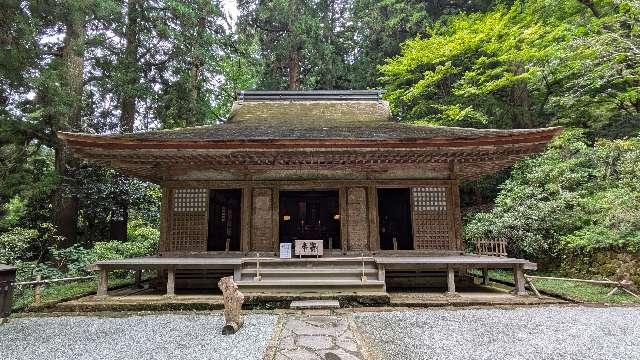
top-left (1, 0), bottom-right (639, 286)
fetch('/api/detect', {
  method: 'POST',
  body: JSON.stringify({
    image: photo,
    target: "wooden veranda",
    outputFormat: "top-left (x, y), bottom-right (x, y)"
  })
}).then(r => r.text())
top-left (90, 254), bottom-right (535, 299)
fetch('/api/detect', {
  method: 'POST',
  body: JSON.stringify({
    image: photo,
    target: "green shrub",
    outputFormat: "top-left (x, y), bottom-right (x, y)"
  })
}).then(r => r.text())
top-left (0, 227), bottom-right (37, 264)
top-left (90, 221), bottom-right (158, 261)
top-left (465, 130), bottom-right (640, 276)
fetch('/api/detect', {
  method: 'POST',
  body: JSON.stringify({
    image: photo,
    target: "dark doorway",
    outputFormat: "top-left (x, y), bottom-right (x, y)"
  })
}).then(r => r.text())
top-left (279, 190), bottom-right (341, 250)
top-left (208, 189), bottom-right (241, 251)
top-left (378, 188), bottom-right (413, 250)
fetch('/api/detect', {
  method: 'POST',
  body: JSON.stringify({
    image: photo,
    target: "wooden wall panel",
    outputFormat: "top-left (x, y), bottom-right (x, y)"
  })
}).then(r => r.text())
top-left (346, 187), bottom-right (369, 251)
top-left (251, 188), bottom-right (274, 251)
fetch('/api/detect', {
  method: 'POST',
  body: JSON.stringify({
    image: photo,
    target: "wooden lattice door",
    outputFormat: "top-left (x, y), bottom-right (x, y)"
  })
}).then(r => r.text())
top-left (169, 189), bottom-right (209, 252)
top-left (410, 186), bottom-right (453, 250)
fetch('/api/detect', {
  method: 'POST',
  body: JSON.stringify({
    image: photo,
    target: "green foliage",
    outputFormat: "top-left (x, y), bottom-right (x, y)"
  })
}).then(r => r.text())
top-left (465, 130), bottom-right (640, 266)
top-left (89, 221), bottom-right (159, 262)
top-left (0, 228), bottom-right (38, 264)
top-left (381, 0), bottom-right (640, 136)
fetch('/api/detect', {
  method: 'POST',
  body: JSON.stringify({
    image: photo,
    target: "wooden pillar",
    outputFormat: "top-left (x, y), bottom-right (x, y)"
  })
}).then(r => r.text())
top-left (339, 187), bottom-right (348, 254)
top-left (241, 187), bottom-right (252, 253)
top-left (514, 265), bottom-right (527, 296)
top-left (482, 267), bottom-right (490, 285)
top-left (159, 187), bottom-right (172, 253)
top-left (367, 185), bottom-right (380, 252)
top-left (166, 268), bottom-right (175, 297)
top-left (449, 180), bottom-right (463, 251)
top-left (97, 269), bottom-right (108, 298)
top-left (446, 265), bottom-right (456, 295)
top-left (272, 186), bottom-right (280, 252)
top-left (134, 269), bottom-right (142, 288)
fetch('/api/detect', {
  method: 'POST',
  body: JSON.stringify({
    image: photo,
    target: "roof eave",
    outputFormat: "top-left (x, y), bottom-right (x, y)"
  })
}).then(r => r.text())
top-left (57, 127), bottom-right (562, 150)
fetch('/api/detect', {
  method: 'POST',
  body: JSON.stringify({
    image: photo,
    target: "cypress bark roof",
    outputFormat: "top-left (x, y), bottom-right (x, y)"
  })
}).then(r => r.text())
top-left (83, 122), bottom-right (559, 142)
top-left (57, 90), bottom-right (562, 182)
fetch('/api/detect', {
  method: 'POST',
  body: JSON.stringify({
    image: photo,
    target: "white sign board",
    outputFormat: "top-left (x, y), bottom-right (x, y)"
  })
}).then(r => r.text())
top-left (294, 240), bottom-right (323, 257)
top-left (279, 243), bottom-right (292, 259)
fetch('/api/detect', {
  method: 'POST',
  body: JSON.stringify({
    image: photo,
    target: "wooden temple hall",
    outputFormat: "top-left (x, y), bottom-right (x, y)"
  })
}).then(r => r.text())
top-left (59, 90), bottom-right (561, 300)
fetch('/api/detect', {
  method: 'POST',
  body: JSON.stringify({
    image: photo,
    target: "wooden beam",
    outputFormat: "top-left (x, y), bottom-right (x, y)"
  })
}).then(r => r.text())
top-left (164, 179), bottom-right (460, 189)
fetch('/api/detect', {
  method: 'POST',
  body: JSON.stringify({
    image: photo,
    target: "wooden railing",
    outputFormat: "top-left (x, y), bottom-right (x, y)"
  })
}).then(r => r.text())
top-left (13, 275), bottom-right (95, 306)
top-left (475, 239), bottom-right (508, 257)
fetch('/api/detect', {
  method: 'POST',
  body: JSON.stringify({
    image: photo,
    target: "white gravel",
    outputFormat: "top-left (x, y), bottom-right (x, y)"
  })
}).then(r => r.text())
top-left (0, 313), bottom-right (277, 360)
top-left (354, 306), bottom-right (640, 360)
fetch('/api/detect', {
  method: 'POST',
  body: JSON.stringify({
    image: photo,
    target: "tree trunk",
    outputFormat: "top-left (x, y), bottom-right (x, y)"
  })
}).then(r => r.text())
top-left (577, 0), bottom-right (601, 18)
top-left (288, 49), bottom-right (300, 90)
top-left (187, 13), bottom-right (206, 127)
top-left (111, 0), bottom-right (142, 241)
top-left (55, 10), bottom-right (86, 247)
top-left (119, 0), bottom-right (141, 133)
top-left (509, 62), bottom-right (533, 128)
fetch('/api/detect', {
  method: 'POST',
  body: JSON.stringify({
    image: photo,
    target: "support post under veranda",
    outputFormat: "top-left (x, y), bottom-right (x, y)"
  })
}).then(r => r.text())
top-left (97, 269), bottom-right (108, 298)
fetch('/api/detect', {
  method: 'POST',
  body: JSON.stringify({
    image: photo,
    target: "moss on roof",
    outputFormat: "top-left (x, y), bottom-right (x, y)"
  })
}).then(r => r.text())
top-left (107, 121), bottom-right (557, 141)
top-left (227, 100), bottom-right (392, 124)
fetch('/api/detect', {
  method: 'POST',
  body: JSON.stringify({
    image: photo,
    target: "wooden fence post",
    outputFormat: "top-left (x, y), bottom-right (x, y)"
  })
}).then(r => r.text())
top-left (34, 274), bottom-right (42, 305)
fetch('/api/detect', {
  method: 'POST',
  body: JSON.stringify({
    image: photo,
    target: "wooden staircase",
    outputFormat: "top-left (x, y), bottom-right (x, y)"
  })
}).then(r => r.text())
top-left (236, 257), bottom-right (387, 300)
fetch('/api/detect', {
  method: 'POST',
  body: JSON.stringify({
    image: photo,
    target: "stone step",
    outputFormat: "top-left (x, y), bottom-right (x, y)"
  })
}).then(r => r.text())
top-left (242, 258), bottom-right (377, 267)
top-left (237, 279), bottom-right (386, 293)
top-left (240, 268), bottom-right (378, 275)
top-left (240, 291), bottom-right (390, 304)
top-left (289, 299), bottom-right (340, 309)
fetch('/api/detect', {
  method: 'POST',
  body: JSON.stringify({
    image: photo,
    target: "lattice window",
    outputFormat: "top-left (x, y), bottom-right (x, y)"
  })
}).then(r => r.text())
top-left (169, 189), bottom-right (208, 252)
top-left (411, 187), bottom-right (451, 250)
top-left (173, 189), bottom-right (208, 212)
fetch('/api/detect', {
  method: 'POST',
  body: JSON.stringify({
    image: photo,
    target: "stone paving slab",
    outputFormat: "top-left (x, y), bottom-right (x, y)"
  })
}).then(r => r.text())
top-left (290, 300), bottom-right (341, 309)
top-left (275, 315), bottom-right (365, 360)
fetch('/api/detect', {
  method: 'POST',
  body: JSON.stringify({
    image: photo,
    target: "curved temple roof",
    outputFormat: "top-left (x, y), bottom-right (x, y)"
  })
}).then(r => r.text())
top-left (58, 90), bottom-right (562, 183)
top-left (58, 123), bottom-right (561, 183)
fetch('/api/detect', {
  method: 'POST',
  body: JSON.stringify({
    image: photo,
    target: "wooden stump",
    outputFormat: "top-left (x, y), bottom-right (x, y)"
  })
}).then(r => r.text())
top-left (218, 276), bottom-right (245, 335)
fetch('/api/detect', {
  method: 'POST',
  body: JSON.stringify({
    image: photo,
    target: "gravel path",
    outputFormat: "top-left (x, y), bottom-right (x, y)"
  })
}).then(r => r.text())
top-left (0, 314), bottom-right (277, 360)
top-left (353, 306), bottom-right (640, 360)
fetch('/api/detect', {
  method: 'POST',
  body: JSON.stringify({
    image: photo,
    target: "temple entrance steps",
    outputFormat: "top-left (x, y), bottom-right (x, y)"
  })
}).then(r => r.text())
top-left (235, 257), bottom-right (386, 295)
